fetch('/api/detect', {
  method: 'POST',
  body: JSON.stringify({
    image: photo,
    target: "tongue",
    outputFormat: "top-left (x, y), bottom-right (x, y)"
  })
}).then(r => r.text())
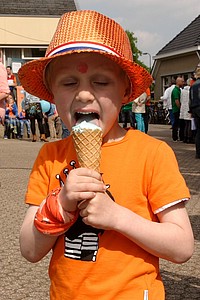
top-left (77, 113), bottom-right (99, 126)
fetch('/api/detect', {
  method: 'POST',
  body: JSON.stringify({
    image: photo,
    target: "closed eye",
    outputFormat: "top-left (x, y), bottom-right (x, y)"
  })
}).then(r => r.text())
top-left (64, 81), bottom-right (77, 86)
top-left (93, 81), bottom-right (109, 85)
top-left (92, 75), bottom-right (111, 86)
top-left (59, 77), bottom-right (77, 86)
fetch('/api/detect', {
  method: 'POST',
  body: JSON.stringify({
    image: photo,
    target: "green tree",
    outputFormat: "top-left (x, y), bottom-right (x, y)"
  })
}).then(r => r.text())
top-left (126, 30), bottom-right (149, 71)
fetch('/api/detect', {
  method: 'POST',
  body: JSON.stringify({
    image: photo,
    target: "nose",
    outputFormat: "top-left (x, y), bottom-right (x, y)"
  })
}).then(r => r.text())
top-left (75, 90), bottom-right (95, 103)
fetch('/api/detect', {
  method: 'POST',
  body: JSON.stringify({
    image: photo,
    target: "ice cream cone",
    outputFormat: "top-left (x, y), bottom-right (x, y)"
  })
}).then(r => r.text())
top-left (71, 122), bottom-right (103, 172)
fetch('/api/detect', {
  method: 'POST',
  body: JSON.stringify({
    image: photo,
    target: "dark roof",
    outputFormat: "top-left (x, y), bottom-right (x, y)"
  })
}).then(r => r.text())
top-left (0, 0), bottom-right (77, 16)
top-left (157, 14), bottom-right (200, 55)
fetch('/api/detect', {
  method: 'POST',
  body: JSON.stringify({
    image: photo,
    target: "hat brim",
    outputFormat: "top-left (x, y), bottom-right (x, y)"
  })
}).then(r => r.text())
top-left (18, 50), bottom-right (152, 104)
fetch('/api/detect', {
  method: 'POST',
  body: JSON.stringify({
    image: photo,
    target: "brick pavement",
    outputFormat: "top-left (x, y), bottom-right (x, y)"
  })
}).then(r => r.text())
top-left (0, 124), bottom-right (199, 299)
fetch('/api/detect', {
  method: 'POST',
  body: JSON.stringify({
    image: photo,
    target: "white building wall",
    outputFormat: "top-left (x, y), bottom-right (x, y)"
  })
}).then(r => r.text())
top-left (0, 16), bottom-right (60, 45)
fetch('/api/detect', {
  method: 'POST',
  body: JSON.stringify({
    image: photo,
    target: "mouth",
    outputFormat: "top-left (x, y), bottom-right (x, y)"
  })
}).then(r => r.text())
top-left (74, 111), bottom-right (100, 125)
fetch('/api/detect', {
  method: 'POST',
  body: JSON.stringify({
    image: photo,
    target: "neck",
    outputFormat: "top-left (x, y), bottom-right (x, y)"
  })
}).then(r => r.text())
top-left (103, 123), bottom-right (127, 143)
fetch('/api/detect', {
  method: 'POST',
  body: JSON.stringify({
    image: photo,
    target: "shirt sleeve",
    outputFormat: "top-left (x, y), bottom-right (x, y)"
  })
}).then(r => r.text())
top-left (25, 144), bottom-right (52, 205)
top-left (147, 141), bottom-right (190, 213)
top-left (154, 198), bottom-right (189, 214)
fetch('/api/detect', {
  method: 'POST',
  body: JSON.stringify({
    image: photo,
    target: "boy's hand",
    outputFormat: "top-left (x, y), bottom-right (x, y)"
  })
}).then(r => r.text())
top-left (78, 192), bottom-right (120, 230)
top-left (58, 168), bottom-right (106, 212)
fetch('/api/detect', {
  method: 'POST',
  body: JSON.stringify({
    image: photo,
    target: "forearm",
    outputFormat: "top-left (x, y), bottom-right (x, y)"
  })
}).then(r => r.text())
top-left (78, 192), bottom-right (193, 263)
top-left (19, 205), bottom-right (58, 263)
top-left (175, 99), bottom-right (181, 108)
top-left (112, 203), bottom-right (194, 263)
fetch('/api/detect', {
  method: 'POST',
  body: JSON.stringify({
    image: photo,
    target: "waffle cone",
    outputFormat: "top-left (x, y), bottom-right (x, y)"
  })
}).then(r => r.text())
top-left (72, 128), bottom-right (103, 172)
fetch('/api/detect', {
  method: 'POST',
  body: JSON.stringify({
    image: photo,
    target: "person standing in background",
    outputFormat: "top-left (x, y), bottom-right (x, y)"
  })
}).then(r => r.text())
top-left (160, 80), bottom-right (176, 127)
top-left (189, 67), bottom-right (200, 158)
top-left (40, 99), bottom-right (51, 139)
top-left (46, 103), bottom-right (58, 139)
top-left (18, 108), bottom-right (31, 139)
top-left (179, 78), bottom-right (193, 144)
top-left (171, 77), bottom-right (184, 141)
top-left (6, 66), bottom-right (17, 101)
top-left (24, 92), bottom-right (48, 142)
top-left (190, 72), bottom-right (196, 86)
top-left (120, 101), bottom-right (135, 128)
top-left (61, 119), bottom-right (70, 139)
top-left (132, 92), bottom-right (147, 133)
top-left (54, 114), bottom-right (62, 139)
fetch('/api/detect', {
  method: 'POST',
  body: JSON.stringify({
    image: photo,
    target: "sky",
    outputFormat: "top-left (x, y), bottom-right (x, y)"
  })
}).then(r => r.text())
top-left (76, 0), bottom-right (200, 67)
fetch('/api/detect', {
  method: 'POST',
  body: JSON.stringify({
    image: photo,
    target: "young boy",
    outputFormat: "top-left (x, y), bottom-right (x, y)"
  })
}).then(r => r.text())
top-left (19, 10), bottom-right (194, 300)
top-left (4, 94), bottom-right (19, 138)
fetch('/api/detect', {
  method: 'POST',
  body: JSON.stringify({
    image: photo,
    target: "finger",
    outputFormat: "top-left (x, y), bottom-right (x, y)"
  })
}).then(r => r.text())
top-left (78, 199), bottom-right (91, 209)
top-left (75, 191), bottom-right (96, 202)
top-left (72, 168), bottom-right (102, 180)
top-left (82, 216), bottom-right (99, 229)
top-left (82, 216), bottom-right (89, 225)
top-left (77, 182), bottom-right (106, 192)
top-left (79, 208), bottom-right (87, 218)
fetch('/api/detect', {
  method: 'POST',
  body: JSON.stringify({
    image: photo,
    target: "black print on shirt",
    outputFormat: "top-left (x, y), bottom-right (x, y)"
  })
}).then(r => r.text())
top-left (55, 160), bottom-right (114, 262)
top-left (64, 216), bottom-right (104, 261)
top-left (55, 160), bottom-right (76, 187)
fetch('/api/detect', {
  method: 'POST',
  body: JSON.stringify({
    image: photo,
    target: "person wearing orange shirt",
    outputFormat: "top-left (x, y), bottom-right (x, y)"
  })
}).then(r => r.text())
top-left (6, 65), bottom-right (17, 100)
top-left (4, 94), bottom-right (19, 139)
top-left (19, 10), bottom-right (194, 300)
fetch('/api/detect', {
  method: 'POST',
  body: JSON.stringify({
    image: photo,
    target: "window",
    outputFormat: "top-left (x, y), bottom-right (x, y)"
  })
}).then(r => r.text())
top-left (22, 48), bottom-right (46, 60)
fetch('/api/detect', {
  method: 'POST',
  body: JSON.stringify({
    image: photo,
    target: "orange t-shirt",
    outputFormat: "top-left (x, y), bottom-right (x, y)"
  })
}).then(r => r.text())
top-left (7, 104), bottom-right (15, 118)
top-left (25, 129), bottom-right (190, 300)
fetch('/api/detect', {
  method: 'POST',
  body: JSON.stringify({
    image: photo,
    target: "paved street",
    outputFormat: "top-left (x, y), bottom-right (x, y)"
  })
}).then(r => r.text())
top-left (0, 124), bottom-right (199, 300)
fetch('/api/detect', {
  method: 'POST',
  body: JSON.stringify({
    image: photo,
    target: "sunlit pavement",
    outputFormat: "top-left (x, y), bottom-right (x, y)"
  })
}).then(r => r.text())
top-left (0, 124), bottom-right (199, 299)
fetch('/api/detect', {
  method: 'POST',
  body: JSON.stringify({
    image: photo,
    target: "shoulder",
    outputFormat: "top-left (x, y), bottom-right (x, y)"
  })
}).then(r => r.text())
top-left (172, 86), bottom-right (180, 95)
top-left (122, 130), bottom-right (176, 173)
top-left (191, 79), bottom-right (200, 88)
top-left (168, 85), bottom-right (175, 93)
top-left (36, 136), bottom-right (74, 162)
top-left (126, 129), bottom-right (166, 150)
top-left (139, 92), bottom-right (147, 100)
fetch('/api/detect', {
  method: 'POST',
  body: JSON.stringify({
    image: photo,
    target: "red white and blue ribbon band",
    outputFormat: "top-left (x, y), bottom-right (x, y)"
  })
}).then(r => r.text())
top-left (47, 42), bottom-right (120, 58)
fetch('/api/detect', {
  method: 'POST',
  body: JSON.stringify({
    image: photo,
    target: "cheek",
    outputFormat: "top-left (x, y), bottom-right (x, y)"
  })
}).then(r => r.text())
top-left (101, 97), bottom-right (120, 120)
top-left (50, 83), bottom-right (74, 128)
top-left (53, 96), bottom-right (71, 123)
top-left (55, 99), bottom-right (69, 114)
top-left (51, 86), bottom-right (70, 109)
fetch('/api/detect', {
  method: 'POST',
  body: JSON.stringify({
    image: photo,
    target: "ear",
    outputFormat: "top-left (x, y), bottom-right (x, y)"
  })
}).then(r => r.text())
top-left (123, 84), bottom-right (131, 103)
top-left (124, 85), bottom-right (131, 96)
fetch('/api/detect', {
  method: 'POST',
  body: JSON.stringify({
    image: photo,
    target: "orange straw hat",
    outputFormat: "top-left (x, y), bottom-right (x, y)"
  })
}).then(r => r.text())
top-left (18, 10), bottom-right (152, 104)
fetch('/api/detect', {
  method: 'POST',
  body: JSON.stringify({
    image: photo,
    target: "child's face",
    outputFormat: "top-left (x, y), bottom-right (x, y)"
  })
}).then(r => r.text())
top-left (47, 53), bottom-right (130, 141)
top-left (7, 96), bottom-right (14, 104)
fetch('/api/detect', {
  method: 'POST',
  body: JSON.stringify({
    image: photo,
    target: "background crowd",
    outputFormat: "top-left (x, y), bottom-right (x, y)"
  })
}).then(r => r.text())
top-left (1, 57), bottom-right (200, 159)
top-left (120, 67), bottom-right (200, 159)
top-left (0, 62), bottom-right (70, 142)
